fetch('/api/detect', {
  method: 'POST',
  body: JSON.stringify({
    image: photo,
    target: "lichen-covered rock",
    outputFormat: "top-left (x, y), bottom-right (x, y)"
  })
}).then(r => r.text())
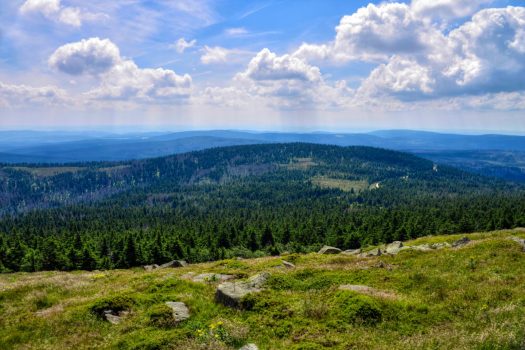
top-left (452, 237), bottom-right (471, 248)
top-left (318, 245), bottom-right (342, 254)
top-left (385, 241), bottom-right (403, 255)
top-left (239, 344), bottom-right (259, 350)
top-left (359, 248), bottom-right (382, 258)
top-left (342, 248), bottom-right (361, 255)
top-left (159, 260), bottom-right (188, 268)
top-left (192, 273), bottom-right (235, 283)
top-left (510, 236), bottom-right (525, 251)
top-left (103, 310), bottom-right (129, 324)
top-left (143, 264), bottom-right (159, 271)
top-left (165, 302), bottom-right (190, 322)
top-left (282, 260), bottom-right (295, 268)
top-left (215, 273), bottom-right (270, 308)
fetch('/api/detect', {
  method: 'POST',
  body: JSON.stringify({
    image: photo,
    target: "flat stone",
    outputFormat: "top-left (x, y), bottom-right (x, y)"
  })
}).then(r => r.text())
top-left (318, 245), bottom-right (342, 254)
top-left (282, 260), bottom-right (295, 268)
top-left (192, 273), bottom-right (235, 283)
top-left (159, 260), bottom-right (188, 268)
top-left (239, 344), bottom-right (259, 350)
top-left (165, 302), bottom-right (190, 322)
top-left (215, 273), bottom-right (270, 308)
top-left (452, 237), bottom-right (471, 248)
top-left (410, 244), bottom-right (433, 252)
top-left (510, 236), bottom-right (525, 251)
top-left (143, 264), bottom-right (159, 271)
top-left (385, 241), bottom-right (404, 255)
top-left (103, 310), bottom-right (129, 324)
top-left (342, 248), bottom-right (361, 255)
top-left (358, 248), bottom-right (382, 258)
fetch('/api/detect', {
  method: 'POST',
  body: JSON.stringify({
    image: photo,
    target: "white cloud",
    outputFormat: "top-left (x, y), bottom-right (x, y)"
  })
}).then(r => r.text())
top-left (49, 38), bottom-right (121, 75)
top-left (201, 46), bottom-right (245, 65)
top-left (238, 48), bottom-right (321, 82)
top-left (411, 0), bottom-right (494, 20)
top-left (173, 38), bottom-right (196, 53)
top-left (224, 27), bottom-right (249, 36)
top-left (47, 38), bottom-right (192, 102)
top-left (87, 60), bottom-right (192, 102)
top-left (19, 0), bottom-right (103, 27)
top-left (0, 81), bottom-right (68, 107)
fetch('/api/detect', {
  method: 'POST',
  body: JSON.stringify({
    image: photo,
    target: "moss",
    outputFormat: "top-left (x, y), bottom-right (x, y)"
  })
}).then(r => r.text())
top-left (334, 291), bottom-right (383, 325)
top-left (89, 294), bottom-right (135, 317)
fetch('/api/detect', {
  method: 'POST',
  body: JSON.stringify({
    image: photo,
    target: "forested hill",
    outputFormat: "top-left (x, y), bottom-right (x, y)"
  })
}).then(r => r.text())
top-left (0, 143), bottom-right (524, 272)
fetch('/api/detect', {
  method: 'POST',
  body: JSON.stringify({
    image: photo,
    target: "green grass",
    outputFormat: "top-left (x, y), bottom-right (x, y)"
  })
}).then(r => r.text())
top-left (311, 176), bottom-right (369, 192)
top-left (1, 229), bottom-right (525, 349)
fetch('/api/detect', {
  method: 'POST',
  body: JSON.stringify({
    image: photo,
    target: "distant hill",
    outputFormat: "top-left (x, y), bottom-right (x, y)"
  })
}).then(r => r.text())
top-left (1, 129), bottom-right (524, 181)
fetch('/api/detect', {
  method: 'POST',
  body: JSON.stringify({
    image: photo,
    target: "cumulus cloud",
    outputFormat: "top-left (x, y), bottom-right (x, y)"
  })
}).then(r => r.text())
top-left (49, 38), bottom-right (121, 75)
top-left (173, 38), bottom-right (196, 53)
top-left (20, 0), bottom-right (103, 27)
top-left (48, 38), bottom-right (192, 102)
top-left (411, 0), bottom-right (494, 20)
top-left (359, 7), bottom-right (525, 100)
top-left (200, 46), bottom-right (250, 65)
top-left (0, 81), bottom-right (68, 107)
top-left (87, 60), bottom-right (192, 102)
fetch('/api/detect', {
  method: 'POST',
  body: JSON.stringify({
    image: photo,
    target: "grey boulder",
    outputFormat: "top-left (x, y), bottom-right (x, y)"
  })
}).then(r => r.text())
top-left (239, 344), bottom-right (259, 350)
top-left (159, 260), bottom-right (188, 268)
top-left (192, 273), bottom-right (235, 283)
top-left (318, 245), bottom-right (342, 254)
top-left (165, 302), bottom-right (190, 322)
top-left (452, 237), bottom-right (471, 248)
top-left (215, 273), bottom-right (270, 308)
top-left (510, 236), bottom-right (525, 251)
top-left (385, 241), bottom-right (404, 255)
top-left (143, 264), bottom-right (159, 271)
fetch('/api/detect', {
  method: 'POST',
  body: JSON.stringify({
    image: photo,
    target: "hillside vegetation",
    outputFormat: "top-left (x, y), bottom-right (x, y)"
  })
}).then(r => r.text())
top-left (1, 229), bottom-right (525, 350)
top-left (1, 144), bottom-right (524, 273)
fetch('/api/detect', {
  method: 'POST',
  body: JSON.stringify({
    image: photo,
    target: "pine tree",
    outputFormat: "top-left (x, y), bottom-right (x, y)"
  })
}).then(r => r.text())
top-left (261, 226), bottom-right (275, 247)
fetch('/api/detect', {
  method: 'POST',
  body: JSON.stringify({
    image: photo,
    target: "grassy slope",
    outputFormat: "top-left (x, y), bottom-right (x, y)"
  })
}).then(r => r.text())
top-left (1, 229), bottom-right (525, 350)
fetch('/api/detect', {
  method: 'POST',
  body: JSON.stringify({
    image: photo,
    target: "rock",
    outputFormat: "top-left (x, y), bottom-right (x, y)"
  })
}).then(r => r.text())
top-left (338, 284), bottom-right (397, 299)
top-left (430, 242), bottom-right (451, 250)
top-left (510, 236), bottom-right (525, 251)
top-left (215, 272), bottom-right (270, 308)
top-left (410, 244), bottom-right (433, 252)
top-left (452, 237), bottom-right (471, 248)
top-left (159, 260), bottom-right (188, 269)
top-left (342, 248), bottom-right (361, 255)
top-left (239, 344), bottom-right (259, 350)
top-left (385, 241), bottom-right (403, 255)
top-left (143, 264), bottom-right (159, 271)
top-left (282, 260), bottom-right (295, 269)
top-left (358, 248), bottom-right (382, 258)
top-left (318, 245), bottom-right (342, 254)
top-left (103, 310), bottom-right (129, 324)
top-left (192, 273), bottom-right (235, 283)
top-left (165, 302), bottom-right (190, 322)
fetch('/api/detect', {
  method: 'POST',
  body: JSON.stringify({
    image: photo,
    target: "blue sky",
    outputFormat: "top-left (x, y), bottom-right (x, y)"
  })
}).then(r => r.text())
top-left (1, 0), bottom-right (525, 133)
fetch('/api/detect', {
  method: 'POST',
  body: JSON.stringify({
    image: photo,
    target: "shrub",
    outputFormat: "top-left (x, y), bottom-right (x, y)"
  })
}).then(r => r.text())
top-left (90, 295), bottom-right (134, 317)
top-left (148, 304), bottom-right (176, 328)
top-left (335, 291), bottom-right (383, 325)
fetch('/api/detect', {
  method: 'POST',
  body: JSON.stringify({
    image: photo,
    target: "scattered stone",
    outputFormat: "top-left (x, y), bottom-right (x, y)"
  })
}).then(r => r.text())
top-left (452, 237), bottom-right (471, 248)
top-left (192, 273), bottom-right (235, 283)
top-left (385, 241), bottom-right (404, 255)
top-left (318, 245), bottom-right (342, 254)
top-left (430, 242), bottom-right (451, 250)
top-left (410, 244), bottom-right (433, 252)
top-left (338, 284), bottom-right (397, 299)
top-left (282, 260), bottom-right (295, 269)
top-left (215, 272), bottom-right (270, 308)
top-left (375, 261), bottom-right (393, 270)
top-left (358, 248), bottom-right (382, 258)
top-left (165, 302), bottom-right (190, 322)
top-left (143, 264), bottom-right (159, 271)
top-left (103, 310), bottom-right (129, 324)
top-left (239, 344), bottom-right (259, 350)
top-left (510, 236), bottom-right (525, 251)
top-left (342, 248), bottom-right (361, 255)
top-left (159, 260), bottom-right (188, 269)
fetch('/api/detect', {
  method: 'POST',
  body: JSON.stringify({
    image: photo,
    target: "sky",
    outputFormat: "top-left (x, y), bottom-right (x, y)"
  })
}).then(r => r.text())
top-left (1, 0), bottom-right (525, 133)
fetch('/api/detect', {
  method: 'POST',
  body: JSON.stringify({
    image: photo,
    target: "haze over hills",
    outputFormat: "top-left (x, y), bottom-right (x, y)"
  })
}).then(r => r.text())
top-left (1, 129), bottom-right (524, 182)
